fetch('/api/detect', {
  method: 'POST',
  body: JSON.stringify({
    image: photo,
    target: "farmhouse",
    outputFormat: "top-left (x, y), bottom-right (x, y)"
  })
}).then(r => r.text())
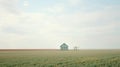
top-left (60, 43), bottom-right (69, 50)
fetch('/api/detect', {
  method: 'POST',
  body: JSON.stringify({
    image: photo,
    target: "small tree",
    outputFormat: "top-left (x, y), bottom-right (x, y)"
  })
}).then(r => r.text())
top-left (74, 46), bottom-right (78, 51)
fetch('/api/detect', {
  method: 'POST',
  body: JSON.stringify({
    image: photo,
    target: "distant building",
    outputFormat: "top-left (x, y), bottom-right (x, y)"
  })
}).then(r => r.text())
top-left (60, 43), bottom-right (69, 50)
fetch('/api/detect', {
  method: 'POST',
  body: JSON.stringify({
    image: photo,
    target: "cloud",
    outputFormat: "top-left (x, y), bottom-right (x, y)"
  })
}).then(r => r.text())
top-left (0, 0), bottom-right (21, 27)
top-left (43, 4), bottom-right (65, 14)
top-left (0, 0), bottom-right (120, 49)
top-left (68, 0), bottom-right (83, 6)
top-left (0, 0), bottom-right (19, 14)
top-left (23, 0), bottom-right (29, 7)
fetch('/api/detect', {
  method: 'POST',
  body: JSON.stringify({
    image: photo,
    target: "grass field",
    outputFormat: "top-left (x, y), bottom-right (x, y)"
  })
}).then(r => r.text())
top-left (0, 49), bottom-right (120, 67)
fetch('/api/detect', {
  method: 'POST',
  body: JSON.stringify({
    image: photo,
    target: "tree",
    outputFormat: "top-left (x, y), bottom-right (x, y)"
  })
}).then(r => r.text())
top-left (74, 46), bottom-right (78, 51)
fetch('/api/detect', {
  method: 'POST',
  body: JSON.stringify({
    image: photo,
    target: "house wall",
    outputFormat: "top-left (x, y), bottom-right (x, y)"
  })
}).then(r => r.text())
top-left (61, 47), bottom-right (68, 50)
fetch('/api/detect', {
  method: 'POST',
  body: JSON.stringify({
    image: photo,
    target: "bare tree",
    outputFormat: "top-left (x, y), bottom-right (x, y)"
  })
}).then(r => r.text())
top-left (74, 46), bottom-right (78, 51)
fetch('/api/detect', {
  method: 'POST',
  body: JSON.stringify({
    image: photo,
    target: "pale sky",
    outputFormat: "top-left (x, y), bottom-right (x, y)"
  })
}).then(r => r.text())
top-left (0, 0), bottom-right (120, 49)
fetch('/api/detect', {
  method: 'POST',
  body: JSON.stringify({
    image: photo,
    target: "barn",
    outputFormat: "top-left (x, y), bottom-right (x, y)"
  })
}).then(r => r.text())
top-left (60, 43), bottom-right (69, 50)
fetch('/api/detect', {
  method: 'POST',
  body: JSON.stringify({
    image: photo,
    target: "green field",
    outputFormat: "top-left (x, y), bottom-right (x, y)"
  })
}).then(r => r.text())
top-left (0, 49), bottom-right (120, 67)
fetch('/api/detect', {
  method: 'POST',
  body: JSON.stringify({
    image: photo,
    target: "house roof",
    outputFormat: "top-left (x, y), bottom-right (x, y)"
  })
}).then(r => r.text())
top-left (60, 43), bottom-right (68, 47)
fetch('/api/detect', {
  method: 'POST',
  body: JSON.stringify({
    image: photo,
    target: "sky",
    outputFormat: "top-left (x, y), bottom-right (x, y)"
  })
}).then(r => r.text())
top-left (0, 0), bottom-right (120, 49)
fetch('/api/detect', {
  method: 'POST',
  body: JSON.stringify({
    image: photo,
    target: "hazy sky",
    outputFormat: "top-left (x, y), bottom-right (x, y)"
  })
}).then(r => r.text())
top-left (0, 0), bottom-right (120, 49)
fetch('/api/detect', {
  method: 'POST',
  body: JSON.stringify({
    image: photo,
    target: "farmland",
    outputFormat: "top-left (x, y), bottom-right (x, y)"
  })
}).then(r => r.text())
top-left (0, 49), bottom-right (120, 67)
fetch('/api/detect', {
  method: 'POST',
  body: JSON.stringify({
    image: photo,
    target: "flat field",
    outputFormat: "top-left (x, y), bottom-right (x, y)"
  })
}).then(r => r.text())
top-left (0, 49), bottom-right (120, 67)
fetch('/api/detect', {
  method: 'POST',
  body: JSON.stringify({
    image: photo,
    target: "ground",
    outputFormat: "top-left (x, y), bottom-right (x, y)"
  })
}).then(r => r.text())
top-left (0, 49), bottom-right (120, 67)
